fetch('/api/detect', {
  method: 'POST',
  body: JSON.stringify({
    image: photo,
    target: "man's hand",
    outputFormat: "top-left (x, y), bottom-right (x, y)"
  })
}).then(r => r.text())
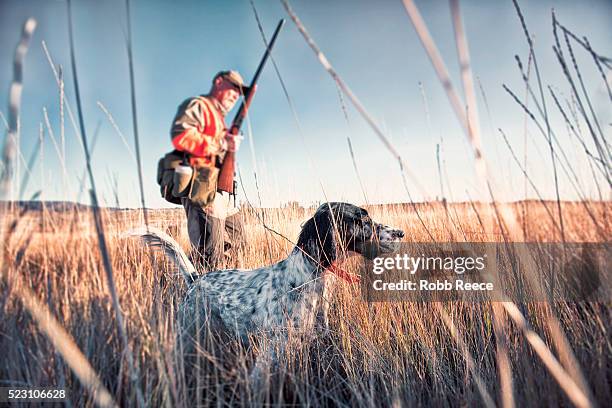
top-left (224, 132), bottom-right (243, 152)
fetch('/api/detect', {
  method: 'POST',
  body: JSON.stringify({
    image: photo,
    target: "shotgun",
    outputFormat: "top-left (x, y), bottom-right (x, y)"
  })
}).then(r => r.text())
top-left (217, 19), bottom-right (285, 193)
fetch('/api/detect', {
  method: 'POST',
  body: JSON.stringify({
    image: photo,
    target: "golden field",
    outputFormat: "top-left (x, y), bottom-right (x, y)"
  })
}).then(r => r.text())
top-left (0, 200), bottom-right (609, 407)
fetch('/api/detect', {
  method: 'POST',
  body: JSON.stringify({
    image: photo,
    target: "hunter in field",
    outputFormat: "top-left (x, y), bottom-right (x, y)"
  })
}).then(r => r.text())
top-left (167, 70), bottom-right (247, 270)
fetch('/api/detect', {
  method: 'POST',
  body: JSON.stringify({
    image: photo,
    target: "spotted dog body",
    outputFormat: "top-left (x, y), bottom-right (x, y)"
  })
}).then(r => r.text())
top-left (130, 202), bottom-right (404, 348)
top-left (179, 249), bottom-right (325, 344)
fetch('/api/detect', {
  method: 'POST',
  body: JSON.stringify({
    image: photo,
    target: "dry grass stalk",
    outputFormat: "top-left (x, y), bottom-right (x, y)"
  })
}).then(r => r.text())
top-left (1, 18), bottom-right (37, 200)
top-left (502, 302), bottom-right (591, 408)
top-left (12, 283), bottom-right (118, 408)
top-left (41, 40), bottom-right (85, 153)
top-left (96, 102), bottom-right (136, 161)
top-left (280, 0), bottom-right (427, 199)
top-left (449, 3), bottom-right (514, 405)
top-left (402, 1), bottom-right (595, 406)
top-left (0, 110), bottom-right (38, 200)
top-left (124, 0), bottom-right (150, 227)
top-left (281, 0), bottom-right (438, 243)
top-left (435, 303), bottom-right (496, 408)
top-left (66, 1), bottom-right (145, 405)
top-left (401, 0), bottom-right (472, 149)
top-left (336, 86), bottom-right (369, 204)
top-left (510, 0), bottom-right (567, 247)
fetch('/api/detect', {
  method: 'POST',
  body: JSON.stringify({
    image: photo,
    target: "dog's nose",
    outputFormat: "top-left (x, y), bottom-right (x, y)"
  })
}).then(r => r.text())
top-left (396, 230), bottom-right (405, 238)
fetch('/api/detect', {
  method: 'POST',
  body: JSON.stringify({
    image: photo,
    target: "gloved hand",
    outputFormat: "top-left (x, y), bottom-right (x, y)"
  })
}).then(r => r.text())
top-left (224, 132), bottom-right (244, 152)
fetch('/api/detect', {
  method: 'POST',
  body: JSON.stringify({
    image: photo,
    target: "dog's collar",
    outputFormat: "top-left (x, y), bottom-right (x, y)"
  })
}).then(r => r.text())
top-left (326, 263), bottom-right (360, 283)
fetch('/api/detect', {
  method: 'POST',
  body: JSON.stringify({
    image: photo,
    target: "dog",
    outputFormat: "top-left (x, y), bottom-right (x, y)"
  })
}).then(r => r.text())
top-left (129, 202), bottom-right (404, 375)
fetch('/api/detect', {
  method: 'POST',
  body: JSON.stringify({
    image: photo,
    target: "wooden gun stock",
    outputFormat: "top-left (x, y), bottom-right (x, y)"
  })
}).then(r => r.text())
top-left (217, 85), bottom-right (257, 192)
top-left (216, 151), bottom-right (236, 193)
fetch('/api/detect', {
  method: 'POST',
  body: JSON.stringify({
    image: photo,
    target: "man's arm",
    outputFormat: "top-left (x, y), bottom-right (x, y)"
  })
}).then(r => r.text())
top-left (170, 98), bottom-right (226, 157)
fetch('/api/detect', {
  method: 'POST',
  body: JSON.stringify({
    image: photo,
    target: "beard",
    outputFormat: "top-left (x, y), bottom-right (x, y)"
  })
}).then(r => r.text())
top-left (220, 100), bottom-right (237, 115)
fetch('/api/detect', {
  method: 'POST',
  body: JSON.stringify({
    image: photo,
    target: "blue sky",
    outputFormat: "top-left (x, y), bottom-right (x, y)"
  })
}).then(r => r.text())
top-left (1, 0), bottom-right (610, 208)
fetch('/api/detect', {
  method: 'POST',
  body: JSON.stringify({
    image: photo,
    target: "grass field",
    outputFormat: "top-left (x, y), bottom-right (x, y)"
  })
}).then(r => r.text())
top-left (0, 200), bottom-right (609, 407)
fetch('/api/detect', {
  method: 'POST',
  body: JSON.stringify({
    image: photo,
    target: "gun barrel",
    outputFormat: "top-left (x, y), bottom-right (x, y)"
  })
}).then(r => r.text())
top-left (231, 19), bottom-right (285, 132)
top-left (218, 19), bottom-right (285, 194)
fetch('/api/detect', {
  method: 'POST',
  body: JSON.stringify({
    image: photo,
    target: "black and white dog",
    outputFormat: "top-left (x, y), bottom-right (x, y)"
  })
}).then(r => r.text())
top-left (130, 202), bottom-right (403, 352)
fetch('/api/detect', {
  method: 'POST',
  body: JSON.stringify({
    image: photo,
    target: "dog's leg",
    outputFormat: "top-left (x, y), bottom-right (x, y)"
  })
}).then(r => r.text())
top-left (319, 274), bottom-right (335, 332)
top-left (249, 338), bottom-right (281, 382)
top-left (248, 332), bottom-right (285, 400)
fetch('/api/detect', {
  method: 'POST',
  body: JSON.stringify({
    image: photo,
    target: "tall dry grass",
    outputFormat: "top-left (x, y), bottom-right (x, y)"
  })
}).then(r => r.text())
top-left (0, 201), bottom-right (609, 407)
top-left (1, 1), bottom-right (609, 406)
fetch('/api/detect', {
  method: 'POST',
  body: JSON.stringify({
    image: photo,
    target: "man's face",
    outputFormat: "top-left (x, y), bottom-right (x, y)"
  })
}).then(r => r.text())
top-left (211, 78), bottom-right (240, 114)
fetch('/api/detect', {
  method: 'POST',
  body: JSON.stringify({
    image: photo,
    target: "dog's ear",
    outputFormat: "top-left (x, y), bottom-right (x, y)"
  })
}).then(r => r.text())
top-left (297, 209), bottom-right (337, 268)
top-left (315, 209), bottom-right (337, 266)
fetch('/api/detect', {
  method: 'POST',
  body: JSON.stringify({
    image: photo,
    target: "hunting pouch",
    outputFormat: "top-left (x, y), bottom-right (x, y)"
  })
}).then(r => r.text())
top-left (172, 164), bottom-right (193, 198)
top-left (188, 166), bottom-right (219, 207)
top-left (156, 150), bottom-right (184, 205)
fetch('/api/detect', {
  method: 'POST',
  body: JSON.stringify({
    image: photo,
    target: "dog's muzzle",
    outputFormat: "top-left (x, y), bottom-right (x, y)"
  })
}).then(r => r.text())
top-left (375, 223), bottom-right (404, 242)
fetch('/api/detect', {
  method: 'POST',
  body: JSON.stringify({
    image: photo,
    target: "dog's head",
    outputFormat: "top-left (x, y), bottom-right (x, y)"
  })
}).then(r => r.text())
top-left (296, 202), bottom-right (404, 269)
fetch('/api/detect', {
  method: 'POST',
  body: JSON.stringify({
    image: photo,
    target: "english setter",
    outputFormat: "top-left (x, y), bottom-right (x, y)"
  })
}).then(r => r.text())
top-left (129, 202), bottom-right (403, 375)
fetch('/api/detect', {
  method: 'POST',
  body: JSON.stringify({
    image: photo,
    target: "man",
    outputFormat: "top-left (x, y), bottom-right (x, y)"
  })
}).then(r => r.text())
top-left (170, 70), bottom-right (246, 270)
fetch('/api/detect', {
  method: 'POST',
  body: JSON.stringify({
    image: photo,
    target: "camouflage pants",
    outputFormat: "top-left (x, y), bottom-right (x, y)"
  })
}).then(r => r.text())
top-left (182, 198), bottom-right (244, 271)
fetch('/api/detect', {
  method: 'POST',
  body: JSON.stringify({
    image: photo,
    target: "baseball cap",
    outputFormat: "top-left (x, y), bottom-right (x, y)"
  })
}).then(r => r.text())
top-left (213, 70), bottom-right (250, 94)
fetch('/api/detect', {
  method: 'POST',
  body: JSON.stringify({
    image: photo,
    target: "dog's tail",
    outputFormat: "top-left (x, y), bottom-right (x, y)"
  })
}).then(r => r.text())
top-left (126, 227), bottom-right (197, 285)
